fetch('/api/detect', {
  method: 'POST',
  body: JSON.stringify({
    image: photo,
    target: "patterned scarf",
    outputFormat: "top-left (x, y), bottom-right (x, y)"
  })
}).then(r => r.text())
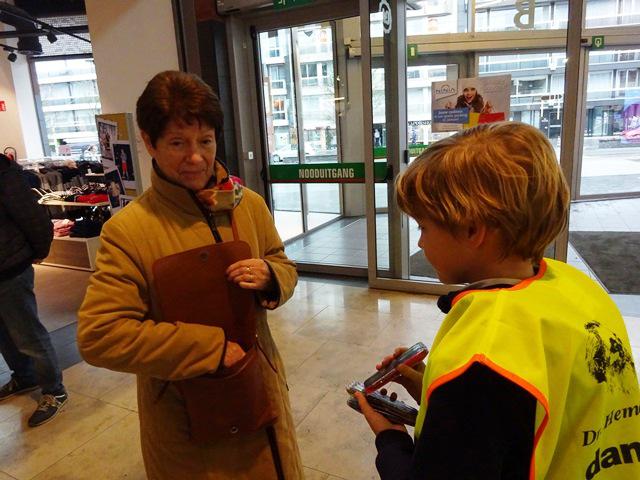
top-left (195, 161), bottom-right (244, 212)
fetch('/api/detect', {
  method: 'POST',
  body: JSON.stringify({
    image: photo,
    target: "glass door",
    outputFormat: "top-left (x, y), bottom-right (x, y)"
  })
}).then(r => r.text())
top-left (259, 27), bottom-right (305, 240)
top-left (259, 23), bottom-right (342, 241)
top-left (258, 18), bottom-right (371, 272)
top-left (578, 47), bottom-right (640, 198)
top-left (406, 56), bottom-right (464, 281)
top-left (566, 1), bottom-right (640, 299)
top-left (362, 0), bottom-right (571, 293)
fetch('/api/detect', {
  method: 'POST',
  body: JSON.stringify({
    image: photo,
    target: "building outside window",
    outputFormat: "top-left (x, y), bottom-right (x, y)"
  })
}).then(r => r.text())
top-left (272, 99), bottom-right (287, 121)
top-left (267, 30), bottom-right (281, 58)
top-left (33, 57), bottom-right (101, 159)
top-left (301, 63), bottom-right (319, 87)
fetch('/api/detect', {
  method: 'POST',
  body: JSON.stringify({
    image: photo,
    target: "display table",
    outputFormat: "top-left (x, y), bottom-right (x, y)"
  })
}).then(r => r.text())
top-left (42, 236), bottom-right (101, 271)
top-left (39, 199), bottom-right (110, 208)
top-left (37, 195), bottom-right (109, 272)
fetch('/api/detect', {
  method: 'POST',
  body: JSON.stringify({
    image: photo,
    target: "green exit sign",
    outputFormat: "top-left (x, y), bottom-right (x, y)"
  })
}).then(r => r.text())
top-left (274, 0), bottom-right (313, 9)
top-left (592, 35), bottom-right (605, 49)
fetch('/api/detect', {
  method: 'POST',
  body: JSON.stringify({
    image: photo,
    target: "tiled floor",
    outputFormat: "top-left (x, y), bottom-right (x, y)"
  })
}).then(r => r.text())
top-left (0, 272), bottom-right (639, 480)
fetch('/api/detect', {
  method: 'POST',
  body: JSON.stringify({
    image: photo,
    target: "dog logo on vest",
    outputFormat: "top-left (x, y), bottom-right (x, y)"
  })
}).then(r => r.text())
top-left (585, 321), bottom-right (636, 393)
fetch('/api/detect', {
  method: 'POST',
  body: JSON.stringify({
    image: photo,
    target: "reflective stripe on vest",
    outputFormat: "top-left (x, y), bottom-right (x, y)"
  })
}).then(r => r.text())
top-left (414, 258), bottom-right (640, 480)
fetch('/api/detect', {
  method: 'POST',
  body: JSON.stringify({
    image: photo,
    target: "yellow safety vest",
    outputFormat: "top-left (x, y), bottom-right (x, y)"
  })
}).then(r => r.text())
top-left (415, 258), bottom-right (640, 480)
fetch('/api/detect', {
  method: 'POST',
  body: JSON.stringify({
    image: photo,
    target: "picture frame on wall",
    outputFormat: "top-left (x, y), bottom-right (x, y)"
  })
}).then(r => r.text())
top-left (111, 141), bottom-right (136, 190)
top-left (104, 167), bottom-right (126, 210)
top-left (97, 118), bottom-right (118, 161)
top-left (96, 112), bottom-right (143, 196)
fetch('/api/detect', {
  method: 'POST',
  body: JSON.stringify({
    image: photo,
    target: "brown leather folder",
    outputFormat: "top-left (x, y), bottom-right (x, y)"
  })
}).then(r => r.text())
top-left (152, 240), bottom-right (256, 350)
top-left (152, 240), bottom-right (277, 442)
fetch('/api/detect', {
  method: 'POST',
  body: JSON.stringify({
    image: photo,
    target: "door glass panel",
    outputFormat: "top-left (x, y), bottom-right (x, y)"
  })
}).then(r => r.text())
top-left (271, 184), bottom-right (303, 240)
top-left (295, 24), bottom-right (338, 163)
top-left (580, 48), bottom-right (640, 196)
top-left (586, 0), bottom-right (640, 28)
top-left (369, 6), bottom-right (390, 272)
top-left (406, 60), bottom-right (459, 281)
top-left (295, 24), bottom-right (342, 233)
top-left (305, 184), bottom-right (340, 229)
top-left (372, 66), bottom-right (389, 213)
top-left (479, 51), bottom-right (567, 159)
top-left (407, 0), bottom-right (468, 35)
top-left (259, 19), bottom-right (365, 269)
top-left (260, 29), bottom-right (300, 165)
top-left (259, 29), bottom-right (302, 241)
top-left (479, 50), bottom-right (568, 260)
top-left (475, 0), bottom-right (568, 31)
top-left (568, 45), bottom-right (640, 296)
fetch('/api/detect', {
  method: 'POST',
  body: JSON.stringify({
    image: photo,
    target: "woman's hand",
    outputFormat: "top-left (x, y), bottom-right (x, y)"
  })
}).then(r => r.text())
top-left (376, 346), bottom-right (425, 403)
top-left (226, 259), bottom-right (273, 291)
top-left (223, 340), bottom-right (245, 368)
top-left (354, 392), bottom-right (408, 436)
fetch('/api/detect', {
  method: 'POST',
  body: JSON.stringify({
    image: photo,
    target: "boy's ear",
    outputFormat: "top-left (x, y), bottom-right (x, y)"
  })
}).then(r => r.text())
top-left (465, 222), bottom-right (488, 249)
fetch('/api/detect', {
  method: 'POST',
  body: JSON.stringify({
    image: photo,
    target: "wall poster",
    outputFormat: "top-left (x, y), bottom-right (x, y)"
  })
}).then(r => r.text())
top-left (432, 74), bottom-right (512, 132)
top-left (95, 113), bottom-right (143, 213)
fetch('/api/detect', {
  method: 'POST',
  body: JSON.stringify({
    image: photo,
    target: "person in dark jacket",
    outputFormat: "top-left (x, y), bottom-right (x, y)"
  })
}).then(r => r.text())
top-left (0, 153), bottom-right (67, 427)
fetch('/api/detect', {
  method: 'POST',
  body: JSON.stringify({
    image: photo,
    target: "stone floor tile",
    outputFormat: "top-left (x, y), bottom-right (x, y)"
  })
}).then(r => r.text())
top-left (294, 306), bottom-right (392, 347)
top-left (63, 362), bottom-right (132, 400)
top-left (296, 391), bottom-right (380, 480)
top-left (31, 413), bottom-right (145, 480)
top-left (0, 392), bottom-right (130, 479)
top-left (288, 380), bottom-right (328, 427)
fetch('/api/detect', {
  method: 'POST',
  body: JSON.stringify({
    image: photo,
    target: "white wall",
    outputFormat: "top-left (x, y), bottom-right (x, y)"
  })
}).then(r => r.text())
top-left (0, 48), bottom-right (26, 157)
top-left (85, 0), bottom-right (180, 191)
top-left (11, 57), bottom-right (43, 159)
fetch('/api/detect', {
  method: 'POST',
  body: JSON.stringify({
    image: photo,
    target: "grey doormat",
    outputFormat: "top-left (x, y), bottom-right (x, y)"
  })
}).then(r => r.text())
top-left (569, 231), bottom-right (640, 295)
top-left (410, 251), bottom-right (439, 279)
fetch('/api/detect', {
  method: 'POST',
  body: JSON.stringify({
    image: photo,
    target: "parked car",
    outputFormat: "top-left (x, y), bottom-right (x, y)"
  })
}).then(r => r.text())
top-left (270, 144), bottom-right (316, 163)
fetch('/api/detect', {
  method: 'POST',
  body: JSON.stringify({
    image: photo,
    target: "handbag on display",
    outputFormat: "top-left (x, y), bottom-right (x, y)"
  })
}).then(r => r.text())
top-left (152, 215), bottom-right (278, 443)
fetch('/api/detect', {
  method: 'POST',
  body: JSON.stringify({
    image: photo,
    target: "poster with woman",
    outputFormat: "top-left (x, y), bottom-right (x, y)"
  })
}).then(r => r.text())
top-left (432, 74), bottom-right (511, 132)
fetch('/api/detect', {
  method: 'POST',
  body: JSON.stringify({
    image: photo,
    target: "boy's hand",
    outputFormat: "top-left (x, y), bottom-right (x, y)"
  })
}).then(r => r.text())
top-left (377, 347), bottom-right (425, 403)
top-left (354, 392), bottom-right (407, 436)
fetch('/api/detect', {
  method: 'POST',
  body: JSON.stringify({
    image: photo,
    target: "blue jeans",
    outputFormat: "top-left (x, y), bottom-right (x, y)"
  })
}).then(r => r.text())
top-left (0, 266), bottom-right (64, 395)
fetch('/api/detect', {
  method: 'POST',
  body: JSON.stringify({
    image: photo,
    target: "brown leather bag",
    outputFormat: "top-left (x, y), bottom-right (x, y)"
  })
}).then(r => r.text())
top-left (152, 221), bottom-right (278, 443)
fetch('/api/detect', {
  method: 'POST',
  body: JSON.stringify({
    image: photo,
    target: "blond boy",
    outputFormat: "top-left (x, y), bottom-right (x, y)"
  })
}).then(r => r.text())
top-left (356, 122), bottom-right (640, 479)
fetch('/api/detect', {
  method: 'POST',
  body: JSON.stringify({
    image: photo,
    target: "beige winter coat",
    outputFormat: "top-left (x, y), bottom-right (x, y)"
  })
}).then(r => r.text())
top-left (77, 166), bottom-right (303, 479)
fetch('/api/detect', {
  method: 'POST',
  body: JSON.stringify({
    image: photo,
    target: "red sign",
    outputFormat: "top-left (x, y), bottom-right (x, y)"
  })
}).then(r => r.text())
top-left (0, 101), bottom-right (5, 112)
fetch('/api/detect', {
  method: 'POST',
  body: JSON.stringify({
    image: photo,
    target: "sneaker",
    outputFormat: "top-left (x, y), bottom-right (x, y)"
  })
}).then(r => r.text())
top-left (28, 392), bottom-right (68, 427)
top-left (0, 378), bottom-right (39, 401)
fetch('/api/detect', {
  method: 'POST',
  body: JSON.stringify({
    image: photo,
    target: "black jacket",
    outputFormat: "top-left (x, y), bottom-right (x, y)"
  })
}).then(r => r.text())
top-left (0, 154), bottom-right (53, 280)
